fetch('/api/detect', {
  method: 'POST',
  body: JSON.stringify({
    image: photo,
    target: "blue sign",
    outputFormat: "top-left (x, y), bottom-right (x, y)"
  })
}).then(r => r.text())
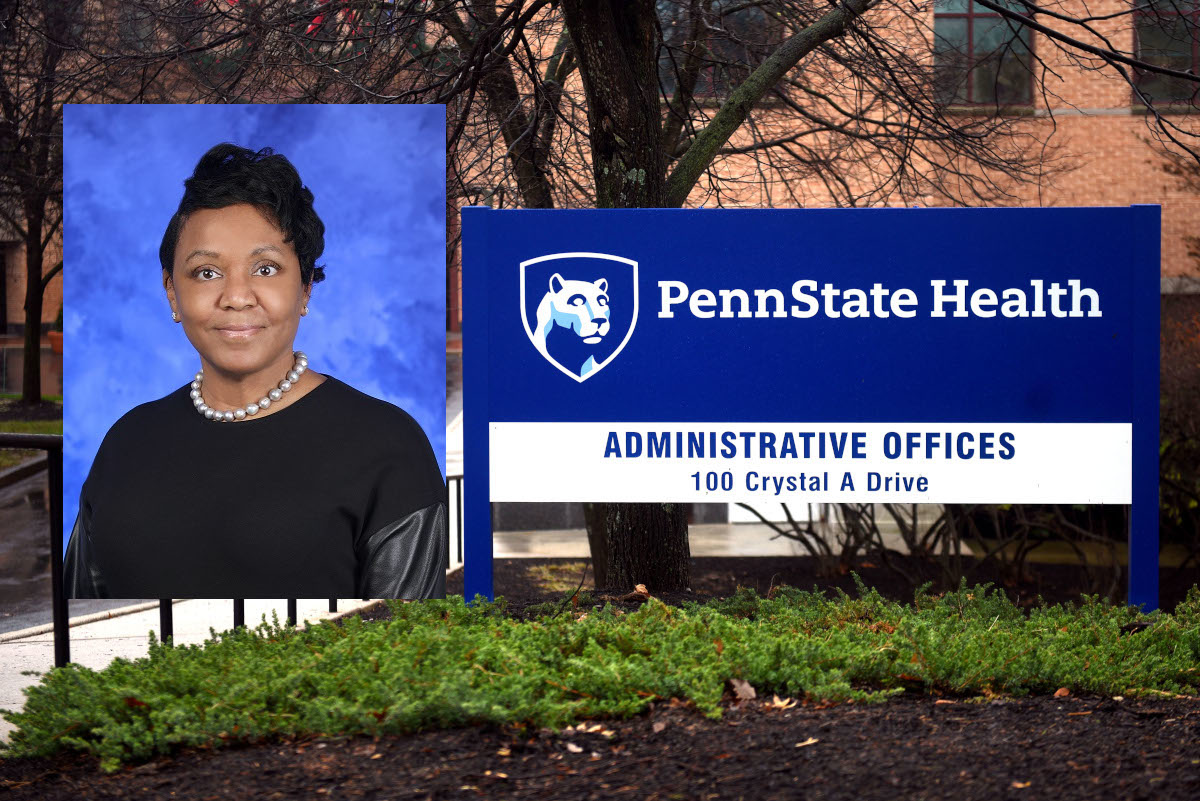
top-left (463, 207), bottom-right (1160, 609)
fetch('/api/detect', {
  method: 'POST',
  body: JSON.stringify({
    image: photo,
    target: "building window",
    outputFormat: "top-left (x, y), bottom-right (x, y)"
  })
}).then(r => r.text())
top-left (120, 5), bottom-right (157, 52)
top-left (1135, 0), bottom-right (1200, 106)
top-left (658, 0), bottom-right (783, 99)
top-left (0, 0), bottom-right (17, 45)
top-left (933, 0), bottom-right (1034, 105)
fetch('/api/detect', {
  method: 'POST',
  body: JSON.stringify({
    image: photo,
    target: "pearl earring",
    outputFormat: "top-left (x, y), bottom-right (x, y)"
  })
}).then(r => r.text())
top-left (301, 306), bottom-right (309, 317)
top-left (172, 311), bottom-right (180, 323)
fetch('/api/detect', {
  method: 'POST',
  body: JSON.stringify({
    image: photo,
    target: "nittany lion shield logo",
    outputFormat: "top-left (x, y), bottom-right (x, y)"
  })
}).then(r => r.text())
top-left (520, 252), bottom-right (639, 382)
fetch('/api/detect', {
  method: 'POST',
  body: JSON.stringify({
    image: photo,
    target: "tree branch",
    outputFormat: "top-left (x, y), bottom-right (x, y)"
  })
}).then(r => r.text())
top-left (974, 0), bottom-right (1200, 84)
top-left (40, 259), bottom-right (62, 291)
top-left (665, 0), bottom-right (879, 207)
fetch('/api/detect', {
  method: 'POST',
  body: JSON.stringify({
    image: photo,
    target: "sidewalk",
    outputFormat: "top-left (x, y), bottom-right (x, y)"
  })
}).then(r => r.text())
top-left (0, 597), bottom-right (381, 743)
top-left (493, 522), bottom-right (914, 558)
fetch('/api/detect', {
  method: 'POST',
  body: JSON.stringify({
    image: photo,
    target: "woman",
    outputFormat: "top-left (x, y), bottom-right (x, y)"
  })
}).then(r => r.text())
top-left (65, 143), bottom-right (447, 599)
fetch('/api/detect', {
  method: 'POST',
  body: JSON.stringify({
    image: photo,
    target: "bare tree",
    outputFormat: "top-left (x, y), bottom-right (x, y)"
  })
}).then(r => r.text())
top-left (69, 1), bottom-right (456, 104)
top-left (11, 0), bottom-right (1200, 587)
top-left (0, 0), bottom-right (98, 404)
top-left (436, 0), bottom-right (1199, 212)
top-left (428, 0), bottom-right (1198, 590)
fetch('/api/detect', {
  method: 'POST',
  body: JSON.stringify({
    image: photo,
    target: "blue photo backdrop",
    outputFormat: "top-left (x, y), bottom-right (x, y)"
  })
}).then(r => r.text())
top-left (63, 104), bottom-right (447, 550)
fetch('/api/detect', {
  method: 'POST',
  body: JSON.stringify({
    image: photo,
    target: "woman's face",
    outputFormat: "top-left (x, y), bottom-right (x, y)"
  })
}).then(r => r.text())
top-left (166, 203), bottom-right (309, 380)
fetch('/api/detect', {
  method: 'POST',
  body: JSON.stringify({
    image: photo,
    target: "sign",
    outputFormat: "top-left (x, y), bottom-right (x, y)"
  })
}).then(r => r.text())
top-left (463, 207), bottom-right (1160, 608)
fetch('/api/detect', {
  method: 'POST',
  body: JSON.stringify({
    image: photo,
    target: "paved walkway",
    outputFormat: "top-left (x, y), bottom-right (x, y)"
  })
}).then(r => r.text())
top-left (493, 522), bottom-right (913, 558)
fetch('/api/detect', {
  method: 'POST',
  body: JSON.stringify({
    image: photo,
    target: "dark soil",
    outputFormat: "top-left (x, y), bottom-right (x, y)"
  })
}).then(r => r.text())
top-left (3, 695), bottom-right (1198, 800)
top-left (2, 556), bottom-right (1197, 798)
top-left (0, 398), bottom-right (62, 423)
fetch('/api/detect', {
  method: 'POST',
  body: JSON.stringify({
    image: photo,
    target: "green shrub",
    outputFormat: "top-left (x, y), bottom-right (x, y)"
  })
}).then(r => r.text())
top-left (2, 584), bottom-right (1197, 772)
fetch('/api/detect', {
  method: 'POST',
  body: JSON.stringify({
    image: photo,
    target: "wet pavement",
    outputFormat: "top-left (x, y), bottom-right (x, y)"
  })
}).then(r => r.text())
top-left (0, 466), bottom-right (153, 635)
top-left (0, 468), bottom-right (62, 635)
top-left (0, 470), bottom-right (51, 632)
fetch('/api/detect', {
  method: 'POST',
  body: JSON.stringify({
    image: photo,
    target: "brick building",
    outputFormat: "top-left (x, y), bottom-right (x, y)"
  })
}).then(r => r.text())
top-left (445, 1), bottom-right (1200, 332)
top-left (0, 217), bottom-right (63, 395)
top-left (441, 2), bottom-right (1199, 534)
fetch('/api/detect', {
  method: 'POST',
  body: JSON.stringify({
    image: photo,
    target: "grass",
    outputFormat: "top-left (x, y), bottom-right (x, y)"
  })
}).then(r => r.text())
top-left (1, 579), bottom-right (1197, 772)
top-left (0, 394), bottom-right (62, 403)
top-left (0, 419), bottom-right (63, 470)
top-left (0, 420), bottom-right (63, 435)
top-left (524, 561), bottom-right (592, 593)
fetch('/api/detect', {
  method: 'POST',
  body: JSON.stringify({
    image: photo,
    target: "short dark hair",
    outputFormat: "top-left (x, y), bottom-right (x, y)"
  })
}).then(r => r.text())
top-left (159, 143), bottom-right (326, 286)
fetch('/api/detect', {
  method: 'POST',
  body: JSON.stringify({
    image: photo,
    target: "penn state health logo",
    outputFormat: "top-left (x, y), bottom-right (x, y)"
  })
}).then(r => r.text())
top-left (520, 252), bottom-right (639, 382)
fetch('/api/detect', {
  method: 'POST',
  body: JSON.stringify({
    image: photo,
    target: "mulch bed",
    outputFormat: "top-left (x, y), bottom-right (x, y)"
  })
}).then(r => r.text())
top-left (434, 555), bottom-right (1199, 619)
top-left (0, 398), bottom-right (62, 423)
top-left (2, 556), bottom-right (1198, 798)
top-left (3, 695), bottom-right (1197, 800)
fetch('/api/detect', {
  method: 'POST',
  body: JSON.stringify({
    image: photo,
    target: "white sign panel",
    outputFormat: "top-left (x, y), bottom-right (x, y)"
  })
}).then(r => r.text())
top-left (490, 422), bottom-right (1131, 504)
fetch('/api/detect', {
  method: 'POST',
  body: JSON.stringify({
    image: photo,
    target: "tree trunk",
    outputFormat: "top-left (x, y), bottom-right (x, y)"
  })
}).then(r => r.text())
top-left (476, 55), bottom-right (555, 210)
top-left (21, 201), bottom-right (44, 405)
top-left (582, 502), bottom-right (609, 587)
top-left (560, 0), bottom-right (666, 209)
top-left (560, 1), bottom-right (690, 590)
top-left (438, 1), bottom-right (556, 210)
top-left (604, 502), bottom-right (691, 592)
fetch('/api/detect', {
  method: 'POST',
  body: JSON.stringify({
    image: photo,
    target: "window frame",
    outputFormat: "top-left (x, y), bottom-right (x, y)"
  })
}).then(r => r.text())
top-left (0, 0), bottom-right (16, 46)
top-left (118, 4), bottom-right (158, 53)
top-left (657, 0), bottom-right (785, 102)
top-left (933, 0), bottom-right (1037, 108)
top-left (1132, 0), bottom-right (1200, 108)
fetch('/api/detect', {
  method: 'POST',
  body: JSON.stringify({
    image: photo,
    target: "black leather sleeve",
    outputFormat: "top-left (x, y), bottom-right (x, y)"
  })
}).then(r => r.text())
top-left (355, 501), bottom-right (447, 599)
top-left (64, 512), bottom-right (110, 599)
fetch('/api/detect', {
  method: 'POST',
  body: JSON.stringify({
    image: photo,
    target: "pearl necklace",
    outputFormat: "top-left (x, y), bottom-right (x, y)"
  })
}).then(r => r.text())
top-left (190, 351), bottom-right (309, 422)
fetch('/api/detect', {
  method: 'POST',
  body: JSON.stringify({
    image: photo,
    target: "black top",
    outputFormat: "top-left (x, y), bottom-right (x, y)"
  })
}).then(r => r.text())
top-left (64, 377), bottom-right (447, 599)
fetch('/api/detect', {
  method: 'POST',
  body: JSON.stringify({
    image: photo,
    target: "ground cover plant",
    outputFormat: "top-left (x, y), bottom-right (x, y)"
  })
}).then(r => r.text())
top-left (3, 580), bottom-right (1198, 773)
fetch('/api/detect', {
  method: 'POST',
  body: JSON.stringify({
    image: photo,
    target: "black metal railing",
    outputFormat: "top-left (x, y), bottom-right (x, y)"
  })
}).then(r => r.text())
top-left (0, 433), bottom-right (66, 666)
top-left (157, 599), bottom-right (337, 643)
top-left (0, 432), bottom-right (335, 667)
top-left (5, 433), bottom-right (463, 668)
